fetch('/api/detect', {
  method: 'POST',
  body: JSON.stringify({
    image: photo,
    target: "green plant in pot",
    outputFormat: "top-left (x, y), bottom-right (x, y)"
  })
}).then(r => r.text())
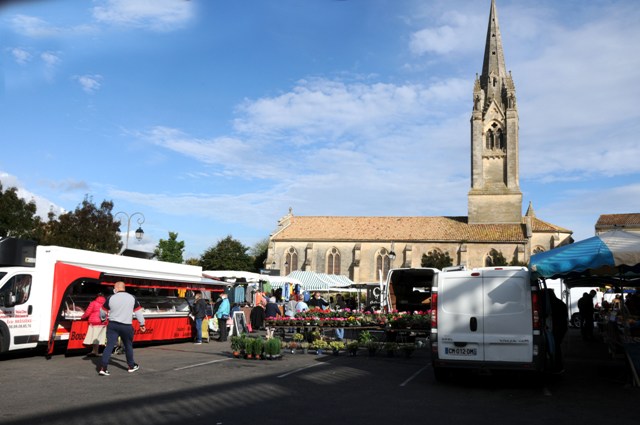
top-left (311, 339), bottom-right (328, 354)
top-left (264, 337), bottom-right (282, 359)
top-left (384, 341), bottom-right (398, 357)
top-left (300, 341), bottom-right (310, 354)
top-left (358, 330), bottom-right (373, 346)
top-left (347, 340), bottom-right (359, 356)
top-left (252, 337), bottom-right (265, 359)
top-left (366, 340), bottom-right (379, 356)
top-left (230, 335), bottom-right (243, 358)
top-left (329, 340), bottom-right (345, 355)
top-left (244, 337), bottom-right (255, 359)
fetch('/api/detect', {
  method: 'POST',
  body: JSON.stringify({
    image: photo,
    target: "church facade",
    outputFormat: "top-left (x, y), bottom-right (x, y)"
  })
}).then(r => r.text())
top-left (267, 0), bottom-right (572, 283)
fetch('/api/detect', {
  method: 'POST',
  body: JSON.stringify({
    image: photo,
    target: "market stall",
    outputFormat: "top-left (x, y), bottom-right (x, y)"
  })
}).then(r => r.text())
top-left (530, 229), bottom-right (640, 386)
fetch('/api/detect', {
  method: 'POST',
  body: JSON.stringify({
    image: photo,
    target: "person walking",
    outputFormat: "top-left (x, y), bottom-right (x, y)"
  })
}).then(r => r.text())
top-left (81, 292), bottom-right (107, 356)
top-left (192, 292), bottom-right (208, 344)
top-left (98, 281), bottom-right (146, 376)
top-left (216, 293), bottom-right (231, 342)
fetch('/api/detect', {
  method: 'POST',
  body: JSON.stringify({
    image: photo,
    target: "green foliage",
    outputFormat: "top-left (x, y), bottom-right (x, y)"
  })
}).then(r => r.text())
top-left (486, 248), bottom-right (508, 266)
top-left (264, 337), bottom-right (282, 355)
top-left (509, 250), bottom-right (527, 266)
top-left (40, 196), bottom-right (121, 253)
top-left (154, 231), bottom-right (185, 263)
top-left (421, 249), bottom-right (454, 269)
top-left (199, 235), bottom-right (253, 271)
top-left (0, 182), bottom-right (42, 239)
top-left (358, 330), bottom-right (374, 344)
top-left (250, 237), bottom-right (269, 272)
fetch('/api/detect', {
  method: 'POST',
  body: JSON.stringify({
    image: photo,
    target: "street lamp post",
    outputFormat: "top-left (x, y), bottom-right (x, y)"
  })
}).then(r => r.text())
top-left (114, 211), bottom-right (145, 251)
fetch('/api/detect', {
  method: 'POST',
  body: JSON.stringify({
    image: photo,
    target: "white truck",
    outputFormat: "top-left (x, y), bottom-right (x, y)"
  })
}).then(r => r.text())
top-left (0, 238), bottom-right (227, 355)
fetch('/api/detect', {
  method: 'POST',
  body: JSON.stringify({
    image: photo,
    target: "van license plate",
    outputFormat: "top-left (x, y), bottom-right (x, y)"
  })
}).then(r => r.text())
top-left (445, 347), bottom-right (477, 356)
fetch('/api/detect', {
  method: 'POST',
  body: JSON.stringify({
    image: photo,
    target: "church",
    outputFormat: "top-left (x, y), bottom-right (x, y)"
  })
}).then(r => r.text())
top-left (266, 0), bottom-right (572, 283)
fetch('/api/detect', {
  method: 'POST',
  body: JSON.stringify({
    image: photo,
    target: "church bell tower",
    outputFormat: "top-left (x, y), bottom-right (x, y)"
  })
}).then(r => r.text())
top-left (468, 0), bottom-right (522, 224)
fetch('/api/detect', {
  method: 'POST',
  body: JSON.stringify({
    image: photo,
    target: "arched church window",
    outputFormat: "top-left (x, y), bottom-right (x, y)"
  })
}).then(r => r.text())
top-left (376, 248), bottom-right (392, 280)
top-left (533, 246), bottom-right (545, 254)
top-left (496, 128), bottom-right (504, 150)
top-left (485, 130), bottom-right (494, 149)
top-left (327, 247), bottom-right (341, 275)
top-left (285, 247), bottom-right (298, 275)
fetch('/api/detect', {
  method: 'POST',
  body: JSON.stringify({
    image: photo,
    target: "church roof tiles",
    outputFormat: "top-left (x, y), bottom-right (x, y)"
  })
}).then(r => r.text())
top-left (272, 215), bottom-right (570, 243)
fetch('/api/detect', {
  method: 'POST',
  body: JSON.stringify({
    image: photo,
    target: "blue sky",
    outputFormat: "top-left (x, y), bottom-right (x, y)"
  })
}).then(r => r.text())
top-left (1, 0), bottom-right (639, 260)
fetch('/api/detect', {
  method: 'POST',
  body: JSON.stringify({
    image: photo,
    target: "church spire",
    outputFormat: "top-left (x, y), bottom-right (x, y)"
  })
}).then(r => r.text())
top-left (481, 0), bottom-right (508, 82)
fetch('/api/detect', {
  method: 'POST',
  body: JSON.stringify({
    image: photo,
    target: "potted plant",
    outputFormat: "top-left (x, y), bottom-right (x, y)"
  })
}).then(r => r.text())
top-left (300, 341), bottom-right (310, 354)
top-left (288, 340), bottom-right (299, 354)
top-left (347, 340), bottom-right (359, 356)
top-left (329, 340), bottom-right (345, 355)
top-left (293, 333), bottom-right (305, 343)
top-left (264, 337), bottom-right (282, 359)
top-left (311, 339), bottom-right (328, 355)
top-left (252, 337), bottom-right (265, 359)
top-left (366, 340), bottom-right (379, 356)
top-left (244, 337), bottom-right (255, 359)
top-left (384, 341), bottom-right (398, 357)
top-left (230, 335), bottom-right (243, 358)
top-left (358, 330), bottom-right (373, 345)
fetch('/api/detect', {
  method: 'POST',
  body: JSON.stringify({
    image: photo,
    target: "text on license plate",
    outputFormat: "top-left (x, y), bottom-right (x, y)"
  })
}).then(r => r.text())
top-left (445, 347), bottom-right (477, 356)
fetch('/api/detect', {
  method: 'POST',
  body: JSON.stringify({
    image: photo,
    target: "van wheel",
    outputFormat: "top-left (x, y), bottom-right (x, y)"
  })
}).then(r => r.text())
top-left (571, 313), bottom-right (582, 328)
top-left (433, 366), bottom-right (449, 383)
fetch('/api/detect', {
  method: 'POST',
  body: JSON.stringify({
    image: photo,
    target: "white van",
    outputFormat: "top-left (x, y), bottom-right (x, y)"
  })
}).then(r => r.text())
top-left (430, 266), bottom-right (545, 381)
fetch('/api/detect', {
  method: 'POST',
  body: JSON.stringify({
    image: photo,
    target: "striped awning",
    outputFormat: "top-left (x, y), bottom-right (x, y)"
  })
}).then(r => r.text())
top-left (281, 271), bottom-right (354, 291)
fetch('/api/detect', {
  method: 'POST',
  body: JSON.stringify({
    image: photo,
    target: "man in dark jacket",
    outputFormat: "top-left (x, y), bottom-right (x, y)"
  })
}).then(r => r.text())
top-left (578, 290), bottom-right (596, 341)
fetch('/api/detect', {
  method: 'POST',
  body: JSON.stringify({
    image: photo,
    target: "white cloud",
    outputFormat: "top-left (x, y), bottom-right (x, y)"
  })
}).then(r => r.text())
top-left (0, 172), bottom-right (65, 219)
top-left (10, 47), bottom-right (32, 65)
top-left (74, 74), bottom-right (103, 94)
top-left (409, 11), bottom-right (484, 56)
top-left (40, 51), bottom-right (61, 68)
top-left (10, 14), bottom-right (60, 38)
top-left (92, 0), bottom-right (194, 32)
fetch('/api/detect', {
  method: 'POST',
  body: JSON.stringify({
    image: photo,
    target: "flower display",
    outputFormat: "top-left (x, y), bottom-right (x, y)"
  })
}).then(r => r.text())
top-left (264, 309), bottom-right (431, 329)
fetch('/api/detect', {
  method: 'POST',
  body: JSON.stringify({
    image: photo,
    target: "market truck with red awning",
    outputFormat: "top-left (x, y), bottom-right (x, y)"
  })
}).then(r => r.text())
top-left (0, 238), bottom-right (228, 355)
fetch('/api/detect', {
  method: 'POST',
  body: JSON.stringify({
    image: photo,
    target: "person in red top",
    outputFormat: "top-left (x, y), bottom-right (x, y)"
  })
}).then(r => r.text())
top-left (81, 293), bottom-right (107, 356)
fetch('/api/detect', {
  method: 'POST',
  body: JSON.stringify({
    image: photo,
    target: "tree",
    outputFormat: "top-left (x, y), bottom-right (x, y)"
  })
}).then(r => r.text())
top-left (0, 182), bottom-right (42, 239)
top-left (41, 195), bottom-right (121, 253)
top-left (250, 237), bottom-right (270, 272)
top-left (154, 231), bottom-right (185, 263)
top-left (200, 235), bottom-right (253, 271)
top-left (486, 248), bottom-right (508, 266)
top-left (421, 249), bottom-right (453, 269)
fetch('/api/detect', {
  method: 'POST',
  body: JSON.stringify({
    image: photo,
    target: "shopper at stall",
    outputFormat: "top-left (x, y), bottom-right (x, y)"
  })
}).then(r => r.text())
top-left (216, 293), bottom-right (231, 342)
top-left (81, 292), bottom-right (107, 356)
top-left (99, 281), bottom-right (145, 376)
top-left (192, 292), bottom-right (208, 344)
top-left (265, 296), bottom-right (281, 339)
top-left (308, 292), bottom-right (329, 310)
top-left (578, 290), bottom-right (597, 341)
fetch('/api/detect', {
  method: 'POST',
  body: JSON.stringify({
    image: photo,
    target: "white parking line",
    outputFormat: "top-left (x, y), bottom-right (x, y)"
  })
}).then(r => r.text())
top-left (173, 358), bottom-right (233, 371)
top-left (400, 364), bottom-right (430, 386)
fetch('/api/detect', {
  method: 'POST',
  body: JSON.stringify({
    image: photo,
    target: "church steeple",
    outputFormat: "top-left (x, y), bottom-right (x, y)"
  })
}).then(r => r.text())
top-left (468, 0), bottom-right (522, 225)
top-left (482, 0), bottom-right (508, 87)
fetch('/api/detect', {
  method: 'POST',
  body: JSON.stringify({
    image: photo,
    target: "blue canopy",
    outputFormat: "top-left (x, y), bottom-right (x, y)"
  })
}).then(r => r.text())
top-left (530, 230), bottom-right (640, 280)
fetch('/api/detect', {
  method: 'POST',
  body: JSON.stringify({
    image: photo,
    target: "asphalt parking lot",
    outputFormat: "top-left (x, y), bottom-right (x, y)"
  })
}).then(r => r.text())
top-left (0, 328), bottom-right (638, 425)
